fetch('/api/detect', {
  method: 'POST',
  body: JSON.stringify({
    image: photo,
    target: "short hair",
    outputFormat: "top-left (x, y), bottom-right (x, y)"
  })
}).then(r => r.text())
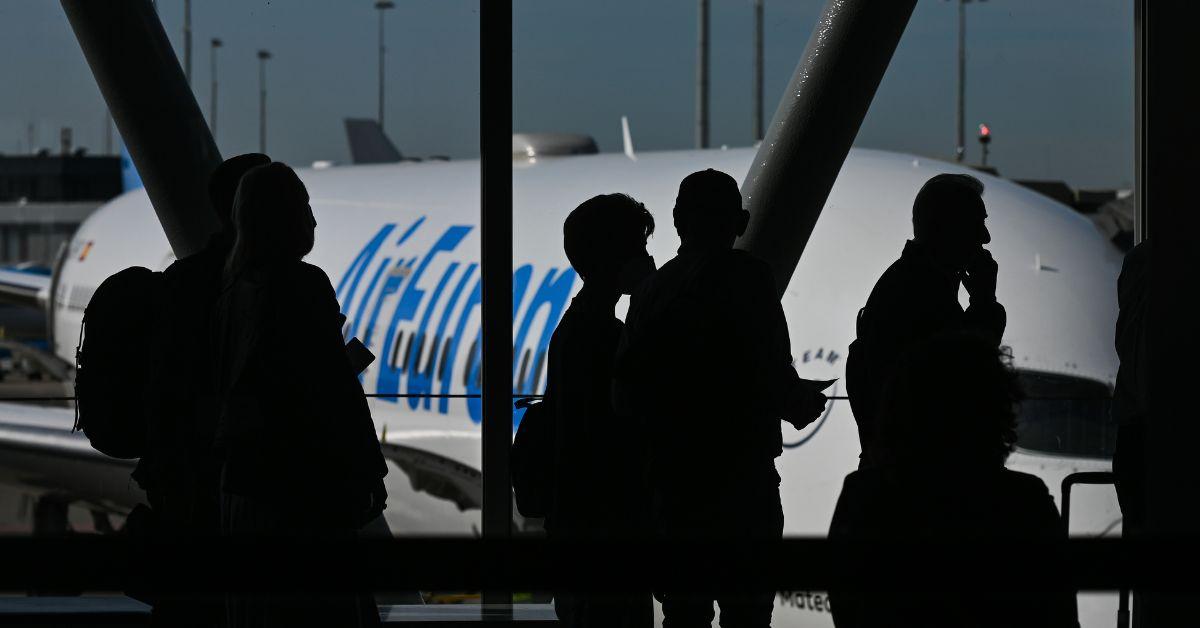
top-left (879, 331), bottom-right (1021, 467)
top-left (563, 194), bottom-right (655, 280)
top-left (673, 168), bottom-right (742, 226)
top-left (912, 173), bottom-right (985, 239)
top-left (209, 153), bottom-right (271, 228)
top-left (226, 162), bottom-right (314, 276)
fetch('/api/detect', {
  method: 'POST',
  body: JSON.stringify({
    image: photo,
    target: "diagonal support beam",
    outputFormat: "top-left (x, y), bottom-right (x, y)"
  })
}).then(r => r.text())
top-left (62, 0), bottom-right (221, 259)
top-left (737, 0), bottom-right (917, 297)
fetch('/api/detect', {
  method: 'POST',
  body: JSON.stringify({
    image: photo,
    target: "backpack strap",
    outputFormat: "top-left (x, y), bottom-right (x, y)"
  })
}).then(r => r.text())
top-left (72, 315), bottom-right (86, 433)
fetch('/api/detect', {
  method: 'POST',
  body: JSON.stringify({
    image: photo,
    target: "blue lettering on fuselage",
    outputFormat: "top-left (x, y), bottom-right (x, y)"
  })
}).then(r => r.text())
top-left (336, 220), bottom-right (576, 427)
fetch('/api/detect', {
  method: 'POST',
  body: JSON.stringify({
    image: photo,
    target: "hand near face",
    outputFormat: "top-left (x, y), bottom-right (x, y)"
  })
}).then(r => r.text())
top-left (962, 247), bottom-right (998, 301)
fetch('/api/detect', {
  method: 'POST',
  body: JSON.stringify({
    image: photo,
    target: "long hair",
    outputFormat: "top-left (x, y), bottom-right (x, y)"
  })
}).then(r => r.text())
top-left (225, 162), bottom-right (315, 278)
top-left (879, 331), bottom-right (1022, 468)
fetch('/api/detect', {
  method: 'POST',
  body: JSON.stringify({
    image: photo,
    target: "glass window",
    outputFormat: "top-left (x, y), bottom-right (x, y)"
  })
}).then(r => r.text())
top-left (1015, 370), bottom-right (1115, 459)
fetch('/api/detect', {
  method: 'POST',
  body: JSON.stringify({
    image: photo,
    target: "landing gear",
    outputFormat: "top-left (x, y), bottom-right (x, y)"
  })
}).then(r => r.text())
top-left (31, 493), bottom-right (71, 537)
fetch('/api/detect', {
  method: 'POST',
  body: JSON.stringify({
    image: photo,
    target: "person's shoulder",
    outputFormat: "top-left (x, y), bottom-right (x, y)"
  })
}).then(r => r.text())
top-left (833, 469), bottom-right (892, 522)
top-left (263, 262), bottom-right (338, 308)
top-left (629, 256), bottom-right (680, 303)
top-left (726, 248), bottom-right (770, 271)
top-left (648, 255), bottom-right (687, 284)
top-left (874, 252), bottom-right (915, 288)
top-left (274, 261), bottom-right (334, 287)
top-left (840, 467), bottom-right (888, 494)
top-left (702, 249), bottom-right (773, 289)
top-left (165, 252), bottom-right (230, 305)
top-left (164, 245), bottom-right (224, 278)
top-left (863, 249), bottom-right (927, 312)
top-left (997, 468), bottom-right (1052, 496)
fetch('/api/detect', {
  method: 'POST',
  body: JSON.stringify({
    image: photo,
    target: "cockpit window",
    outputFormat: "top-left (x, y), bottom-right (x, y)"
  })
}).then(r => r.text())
top-left (1015, 370), bottom-right (1115, 460)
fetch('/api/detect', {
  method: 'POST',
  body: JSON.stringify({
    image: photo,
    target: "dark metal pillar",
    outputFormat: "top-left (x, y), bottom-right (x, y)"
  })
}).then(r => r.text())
top-left (61, 0), bottom-right (221, 259)
top-left (479, 0), bottom-right (513, 612)
top-left (1137, 1), bottom-right (1200, 625)
top-left (736, 0), bottom-right (917, 296)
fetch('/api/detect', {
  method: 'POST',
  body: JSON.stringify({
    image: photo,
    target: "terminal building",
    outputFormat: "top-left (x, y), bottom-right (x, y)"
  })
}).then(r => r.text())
top-left (0, 149), bottom-right (121, 267)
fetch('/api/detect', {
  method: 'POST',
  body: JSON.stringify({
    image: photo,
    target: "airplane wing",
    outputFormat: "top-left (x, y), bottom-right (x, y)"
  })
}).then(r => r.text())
top-left (0, 402), bottom-right (142, 515)
top-left (0, 267), bottom-right (51, 309)
top-left (0, 402), bottom-right (485, 523)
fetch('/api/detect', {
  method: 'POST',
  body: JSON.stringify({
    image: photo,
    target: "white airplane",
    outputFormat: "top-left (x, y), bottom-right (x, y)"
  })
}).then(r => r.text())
top-left (0, 139), bottom-right (1125, 626)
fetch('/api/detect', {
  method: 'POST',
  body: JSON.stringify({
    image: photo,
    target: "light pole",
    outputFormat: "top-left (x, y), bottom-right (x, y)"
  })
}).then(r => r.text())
top-left (257, 49), bottom-right (271, 153)
top-left (950, 0), bottom-right (986, 162)
top-left (210, 38), bottom-right (222, 141)
top-left (183, 0), bottom-right (192, 85)
top-left (696, 0), bottom-right (710, 149)
top-left (978, 123), bottom-right (991, 167)
top-left (753, 0), bottom-right (764, 142)
top-left (375, 1), bottom-right (395, 129)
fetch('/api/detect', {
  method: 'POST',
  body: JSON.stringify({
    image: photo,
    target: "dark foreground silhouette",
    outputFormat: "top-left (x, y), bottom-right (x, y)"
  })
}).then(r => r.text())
top-left (214, 162), bottom-right (387, 628)
top-left (829, 332), bottom-right (1077, 628)
top-left (848, 173), bottom-right (1005, 467)
top-left (1112, 239), bottom-right (1149, 530)
top-left (544, 193), bottom-right (657, 627)
top-left (137, 152), bottom-right (269, 627)
top-left (614, 169), bottom-right (826, 628)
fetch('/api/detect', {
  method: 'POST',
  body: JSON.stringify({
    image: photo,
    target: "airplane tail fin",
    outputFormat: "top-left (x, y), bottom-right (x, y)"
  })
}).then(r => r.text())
top-left (344, 118), bottom-right (403, 164)
top-left (621, 116), bottom-right (637, 161)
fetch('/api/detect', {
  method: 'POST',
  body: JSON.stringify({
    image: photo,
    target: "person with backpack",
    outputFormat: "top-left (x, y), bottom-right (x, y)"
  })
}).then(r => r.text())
top-left (538, 193), bottom-right (657, 628)
top-left (846, 173), bottom-right (1005, 468)
top-left (74, 153), bottom-right (270, 627)
top-left (214, 162), bottom-right (386, 628)
top-left (142, 152), bottom-right (271, 534)
top-left (613, 170), bottom-right (827, 628)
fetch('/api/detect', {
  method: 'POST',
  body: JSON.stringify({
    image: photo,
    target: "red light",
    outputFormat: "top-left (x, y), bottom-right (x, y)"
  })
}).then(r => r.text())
top-left (978, 123), bottom-right (991, 137)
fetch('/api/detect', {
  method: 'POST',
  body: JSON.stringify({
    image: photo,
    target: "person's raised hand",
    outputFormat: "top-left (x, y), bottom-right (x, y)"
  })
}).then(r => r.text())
top-left (963, 248), bottom-right (998, 301)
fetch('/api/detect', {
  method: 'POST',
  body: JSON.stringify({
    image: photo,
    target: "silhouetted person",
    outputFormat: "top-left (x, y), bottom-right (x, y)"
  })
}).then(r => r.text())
top-left (848, 173), bottom-right (1004, 467)
top-left (214, 162), bottom-right (387, 628)
top-left (828, 332), bottom-right (1077, 628)
top-left (546, 193), bottom-right (657, 628)
top-left (138, 152), bottom-right (268, 627)
top-left (1112, 239), bottom-right (1149, 532)
top-left (614, 169), bottom-right (826, 628)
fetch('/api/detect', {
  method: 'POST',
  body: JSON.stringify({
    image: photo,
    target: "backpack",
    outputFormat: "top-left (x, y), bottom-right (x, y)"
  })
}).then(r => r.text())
top-left (510, 396), bottom-right (555, 519)
top-left (73, 266), bottom-right (164, 459)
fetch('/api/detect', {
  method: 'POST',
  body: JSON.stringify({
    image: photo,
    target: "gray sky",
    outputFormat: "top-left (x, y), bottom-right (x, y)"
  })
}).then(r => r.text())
top-left (0, 1), bottom-right (1132, 189)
